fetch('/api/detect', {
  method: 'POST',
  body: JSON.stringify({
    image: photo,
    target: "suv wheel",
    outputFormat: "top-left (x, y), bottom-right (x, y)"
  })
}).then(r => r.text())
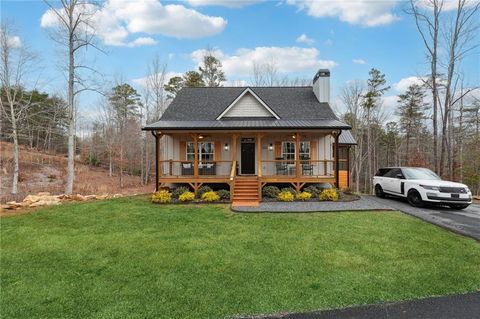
top-left (375, 184), bottom-right (385, 198)
top-left (407, 190), bottom-right (424, 208)
top-left (448, 204), bottom-right (469, 210)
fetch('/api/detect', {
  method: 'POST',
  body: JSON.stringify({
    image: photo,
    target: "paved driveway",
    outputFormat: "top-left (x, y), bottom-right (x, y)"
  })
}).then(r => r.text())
top-left (368, 195), bottom-right (480, 241)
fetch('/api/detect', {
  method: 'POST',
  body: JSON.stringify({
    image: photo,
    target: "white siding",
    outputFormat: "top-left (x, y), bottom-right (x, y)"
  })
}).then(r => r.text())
top-left (223, 92), bottom-right (274, 118)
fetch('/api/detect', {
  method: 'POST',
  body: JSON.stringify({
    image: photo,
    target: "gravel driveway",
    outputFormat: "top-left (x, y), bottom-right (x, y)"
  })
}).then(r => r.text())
top-left (368, 195), bottom-right (480, 241)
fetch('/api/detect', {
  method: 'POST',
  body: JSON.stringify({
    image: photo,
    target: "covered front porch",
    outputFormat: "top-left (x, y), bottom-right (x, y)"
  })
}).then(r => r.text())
top-left (151, 130), bottom-right (348, 196)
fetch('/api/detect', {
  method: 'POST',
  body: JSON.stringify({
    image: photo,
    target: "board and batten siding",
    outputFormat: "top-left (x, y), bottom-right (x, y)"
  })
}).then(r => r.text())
top-left (223, 92), bottom-right (274, 118)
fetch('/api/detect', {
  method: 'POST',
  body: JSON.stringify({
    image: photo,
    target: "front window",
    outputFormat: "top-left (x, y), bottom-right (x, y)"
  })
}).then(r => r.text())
top-left (282, 142), bottom-right (295, 161)
top-left (186, 142), bottom-right (215, 162)
top-left (282, 141), bottom-right (310, 160)
top-left (402, 168), bottom-right (441, 180)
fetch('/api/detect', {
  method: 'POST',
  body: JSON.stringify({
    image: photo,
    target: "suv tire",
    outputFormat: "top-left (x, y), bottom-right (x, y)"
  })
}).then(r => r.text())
top-left (375, 184), bottom-right (385, 198)
top-left (407, 190), bottom-right (424, 208)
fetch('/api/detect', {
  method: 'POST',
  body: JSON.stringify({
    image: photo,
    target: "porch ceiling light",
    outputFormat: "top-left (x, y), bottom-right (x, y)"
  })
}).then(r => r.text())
top-left (292, 134), bottom-right (296, 139)
top-left (198, 135), bottom-right (204, 139)
top-left (224, 143), bottom-right (229, 151)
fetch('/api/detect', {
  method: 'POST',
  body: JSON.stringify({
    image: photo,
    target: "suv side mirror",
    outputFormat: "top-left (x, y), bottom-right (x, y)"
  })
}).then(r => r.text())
top-left (396, 174), bottom-right (404, 179)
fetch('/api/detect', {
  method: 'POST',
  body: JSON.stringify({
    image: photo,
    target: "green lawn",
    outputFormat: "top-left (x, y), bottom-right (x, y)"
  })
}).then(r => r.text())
top-left (1, 197), bottom-right (479, 318)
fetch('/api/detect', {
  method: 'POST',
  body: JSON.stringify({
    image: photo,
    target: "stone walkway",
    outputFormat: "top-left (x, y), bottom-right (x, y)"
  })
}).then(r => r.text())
top-left (232, 196), bottom-right (393, 213)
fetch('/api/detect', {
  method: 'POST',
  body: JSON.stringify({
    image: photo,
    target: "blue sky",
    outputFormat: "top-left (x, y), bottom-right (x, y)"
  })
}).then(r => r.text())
top-left (2, 0), bottom-right (479, 119)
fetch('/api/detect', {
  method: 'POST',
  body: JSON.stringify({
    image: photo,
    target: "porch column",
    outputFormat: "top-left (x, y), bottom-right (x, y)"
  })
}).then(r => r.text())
top-left (193, 134), bottom-right (199, 177)
top-left (335, 131), bottom-right (341, 188)
top-left (257, 133), bottom-right (262, 177)
top-left (231, 134), bottom-right (237, 162)
top-left (152, 130), bottom-right (162, 192)
top-left (295, 132), bottom-right (300, 177)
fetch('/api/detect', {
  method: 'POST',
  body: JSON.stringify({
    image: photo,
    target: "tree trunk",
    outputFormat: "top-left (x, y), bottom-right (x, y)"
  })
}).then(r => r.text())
top-left (65, 30), bottom-right (75, 195)
top-left (9, 103), bottom-right (19, 194)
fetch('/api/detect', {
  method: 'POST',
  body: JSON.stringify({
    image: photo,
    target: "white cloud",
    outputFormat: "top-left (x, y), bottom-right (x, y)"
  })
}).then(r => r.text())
top-left (296, 33), bottom-right (315, 45)
top-left (286, 0), bottom-right (400, 27)
top-left (393, 76), bottom-right (427, 92)
top-left (186, 0), bottom-right (262, 7)
top-left (40, 0), bottom-right (227, 47)
top-left (126, 37), bottom-right (157, 47)
top-left (191, 46), bottom-right (337, 77)
top-left (132, 71), bottom-right (184, 87)
top-left (352, 58), bottom-right (366, 64)
top-left (7, 35), bottom-right (22, 48)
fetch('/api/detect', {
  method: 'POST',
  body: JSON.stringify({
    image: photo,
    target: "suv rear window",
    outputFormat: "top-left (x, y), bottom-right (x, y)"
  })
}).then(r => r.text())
top-left (375, 168), bottom-right (392, 176)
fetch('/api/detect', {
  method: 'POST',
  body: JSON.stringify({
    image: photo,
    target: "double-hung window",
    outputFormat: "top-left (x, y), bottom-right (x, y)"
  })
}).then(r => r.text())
top-left (281, 141), bottom-right (311, 161)
top-left (186, 142), bottom-right (215, 162)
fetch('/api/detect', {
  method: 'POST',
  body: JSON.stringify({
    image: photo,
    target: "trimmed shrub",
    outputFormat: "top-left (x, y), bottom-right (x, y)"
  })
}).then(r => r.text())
top-left (281, 187), bottom-right (297, 195)
top-left (262, 185), bottom-right (280, 198)
top-left (296, 191), bottom-right (312, 201)
top-left (151, 190), bottom-right (172, 204)
top-left (316, 183), bottom-right (334, 191)
top-left (217, 189), bottom-right (230, 200)
top-left (201, 191), bottom-right (220, 202)
top-left (319, 188), bottom-right (338, 201)
top-left (172, 186), bottom-right (190, 199)
top-left (303, 185), bottom-right (319, 197)
top-left (277, 191), bottom-right (294, 202)
top-left (197, 185), bottom-right (213, 198)
top-left (179, 191), bottom-right (195, 202)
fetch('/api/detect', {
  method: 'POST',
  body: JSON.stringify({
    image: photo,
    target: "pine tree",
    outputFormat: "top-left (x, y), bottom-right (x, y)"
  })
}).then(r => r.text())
top-left (199, 54), bottom-right (226, 87)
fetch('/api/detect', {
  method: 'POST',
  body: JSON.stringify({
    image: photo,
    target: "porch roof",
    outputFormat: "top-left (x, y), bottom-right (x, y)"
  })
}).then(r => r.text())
top-left (142, 119), bottom-right (351, 131)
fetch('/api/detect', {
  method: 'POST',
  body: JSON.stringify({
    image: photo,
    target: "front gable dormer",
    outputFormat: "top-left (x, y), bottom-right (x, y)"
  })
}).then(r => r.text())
top-left (216, 88), bottom-right (280, 120)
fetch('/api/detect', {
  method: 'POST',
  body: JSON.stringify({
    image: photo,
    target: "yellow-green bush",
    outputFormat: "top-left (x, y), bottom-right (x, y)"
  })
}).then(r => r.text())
top-left (277, 191), bottom-right (294, 202)
top-left (201, 191), bottom-right (220, 202)
top-left (319, 188), bottom-right (338, 201)
top-left (179, 191), bottom-right (195, 202)
top-left (296, 191), bottom-right (312, 201)
top-left (151, 190), bottom-right (172, 204)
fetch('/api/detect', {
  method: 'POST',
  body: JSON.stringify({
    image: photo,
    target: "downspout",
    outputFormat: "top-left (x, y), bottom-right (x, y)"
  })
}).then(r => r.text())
top-left (335, 130), bottom-right (342, 189)
top-left (151, 130), bottom-right (159, 192)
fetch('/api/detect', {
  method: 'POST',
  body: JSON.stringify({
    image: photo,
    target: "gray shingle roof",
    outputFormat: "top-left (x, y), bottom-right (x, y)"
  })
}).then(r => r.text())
top-left (144, 87), bottom-right (351, 131)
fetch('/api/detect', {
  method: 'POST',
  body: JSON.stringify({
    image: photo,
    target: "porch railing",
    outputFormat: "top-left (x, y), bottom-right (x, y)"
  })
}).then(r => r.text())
top-left (261, 159), bottom-right (342, 177)
top-left (158, 160), bottom-right (233, 178)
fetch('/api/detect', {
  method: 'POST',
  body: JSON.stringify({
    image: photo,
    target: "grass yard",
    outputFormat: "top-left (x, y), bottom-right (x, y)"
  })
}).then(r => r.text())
top-left (1, 197), bottom-right (480, 318)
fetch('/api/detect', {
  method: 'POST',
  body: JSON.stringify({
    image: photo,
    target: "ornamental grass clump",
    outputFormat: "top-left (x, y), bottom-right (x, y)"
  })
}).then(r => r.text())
top-left (217, 189), bottom-right (230, 200)
top-left (179, 191), bottom-right (195, 202)
top-left (277, 191), bottom-right (294, 202)
top-left (319, 188), bottom-right (338, 201)
top-left (262, 185), bottom-right (280, 198)
top-left (201, 191), bottom-right (220, 202)
top-left (296, 191), bottom-right (312, 201)
top-left (151, 190), bottom-right (172, 204)
top-left (281, 187), bottom-right (297, 195)
top-left (172, 186), bottom-right (190, 199)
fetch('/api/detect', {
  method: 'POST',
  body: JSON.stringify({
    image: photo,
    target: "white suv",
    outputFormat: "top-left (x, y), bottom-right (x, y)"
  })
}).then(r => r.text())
top-left (373, 167), bottom-right (472, 209)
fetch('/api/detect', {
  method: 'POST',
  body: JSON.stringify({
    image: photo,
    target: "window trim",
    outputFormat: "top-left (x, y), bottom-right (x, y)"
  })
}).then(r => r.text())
top-left (281, 141), bottom-right (311, 160)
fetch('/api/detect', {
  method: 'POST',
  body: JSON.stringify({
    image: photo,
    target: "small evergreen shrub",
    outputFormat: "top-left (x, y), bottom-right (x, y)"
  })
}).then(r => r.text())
top-left (296, 191), bottom-right (312, 201)
top-left (281, 187), bottom-right (297, 195)
top-left (201, 191), bottom-right (220, 202)
top-left (179, 191), bottom-right (195, 202)
top-left (197, 185), bottom-right (213, 198)
top-left (277, 191), bottom-right (294, 202)
top-left (262, 186), bottom-right (280, 198)
top-left (319, 188), bottom-right (338, 201)
top-left (303, 186), bottom-right (319, 197)
top-left (151, 190), bottom-right (172, 204)
top-left (217, 189), bottom-right (230, 200)
top-left (172, 186), bottom-right (190, 199)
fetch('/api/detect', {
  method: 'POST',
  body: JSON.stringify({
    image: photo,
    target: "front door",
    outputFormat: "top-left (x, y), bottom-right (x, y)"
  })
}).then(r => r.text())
top-left (241, 141), bottom-right (255, 174)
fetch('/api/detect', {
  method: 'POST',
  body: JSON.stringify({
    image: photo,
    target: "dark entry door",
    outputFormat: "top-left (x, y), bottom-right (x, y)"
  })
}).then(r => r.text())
top-left (241, 142), bottom-right (255, 174)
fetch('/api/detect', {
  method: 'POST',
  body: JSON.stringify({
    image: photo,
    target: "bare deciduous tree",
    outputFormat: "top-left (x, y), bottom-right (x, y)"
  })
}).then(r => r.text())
top-left (43, 0), bottom-right (104, 194)
top-left (0, 22), bottom-right (38, 194)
